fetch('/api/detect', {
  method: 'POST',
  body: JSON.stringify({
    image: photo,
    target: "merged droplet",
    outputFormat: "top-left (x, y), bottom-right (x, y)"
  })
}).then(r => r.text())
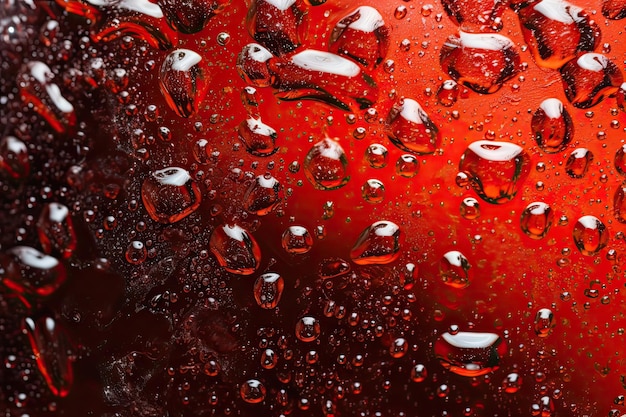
top-left (458, 140), bottom-right (530, 204)
top-left (350, 221), bottom-right (403, 265)
top-left (386, 98), bottom-right (440, 154)
top-left (281, 225), bottom-right (313, 254)
top-left (573, 215), bottom-right (608, 256)
top-left (520, 202), bottom-right (554, 239)
top-left (246, 0), bottom-right (308, 56)
top-left (434, 331), bottom-right (506, 377)
top-left (440, 31), bottom-right (519, 94)
top-left (439, 250), bottom-right (472, 289)
top-left (209, 224), bottom-right (262, 275)
top-left (295, 316), bottom-right (321, 342)
top-left (516, 0), bottom-right (600, 69)
top-left (565, 148), bottom-right (593, 178)
top-left (0, 136), bottom-right (29, 179)
top-left (141, 167), bottom-right (201, 224)
top-left (253, 272), bottom-right (284, 309)
top-left (19, 61), bottom-right (76, 134)
top-left (441, 0), bottom-right (508, 32)
top-left (37, 203), bottom-right (77, 259)
top-left (1, 246), bottom-right (66, 297)
top-left (244, 175), bottom-right (282, 215)
top-left (159, 49), bottom-right (209, 117)
top-left (240, 379), bottom-right (266, 403)
top-left (303, 137), bottom-right (349, 190)
top-left (534, 308), bottom-right (555, 337)
top-left (602, 0), bottom-right (626, 19)
top-left (560, 53), bottom-right (623, 108)
top-left (531, 98), bottom-right (573, 153)
top-left (159, 0), bottom-right (230, 34)
top-left (329, 6), bottom-right (390, 68)
top-left (23, 316), bottom-right (73, 397)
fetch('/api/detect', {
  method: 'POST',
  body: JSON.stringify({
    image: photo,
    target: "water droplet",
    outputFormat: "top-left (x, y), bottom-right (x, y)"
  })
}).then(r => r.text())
top-left (350, 221), bottom-right (403, 265)
top-left (260, 348), bottom-right (278, 369)
top-left (159, 49), bottom-right (209, 118)
top-left (565, 148), bottom-right (593, 178)
top-left (318, 258), bottom-right (351, 280)
top-left (365, 144), bottom-right (388, 168)
top-left (573, 215), bottom-right (608, 256)
top-left (395, 154), bottom-right (419, 178)
top-left (246, 0), bottom-right (307, 55)
top-left (437, 80), bottom-right (459, 107)
top-left (389, 337), bottom-right (408, 358)
top-left (440, 250), bottom-right (472, 289)
top-left (460, 197), bottom-right (480, 220)
top-left (330, 6), bottom-right (390, 67)
top-left (23, 316), bottom-right (73, 397)
top-left (411, 364), bottom-right (427, 382)
top-left (613, 180), bottom-right (626, 223)
top-left (253, 272), bottom-right (284, 309)
top-left (520, 202), bottom-right (554, 239)
top-left (141, 167), bottom-right (201, 223)
top-left (361, 179), bottom-right (385, 203)
top-left (532, 98), bottom-right (573, 153)
top-left (216, 31), bottom-right (231, 46)
top-left (160, 0), bottom-right (229, 33)
top-left (281, 225), bottom-right (313, 254)
top-left (603, 0), bottom-right (626, 19)
top-left (125, 241), bottom-right (147, 265)
top-left (615, 145), bottom-right (626, 175)
top-left (435, 331), bottom-right (506, 377)
top-left (1, 247), bottom-right (66, 297)
top-left (394, 5), bottom-right (407, 19)
top-left (0, 136), bottom-right (29, 179)
top-left (237, 43), bottom-right (274, 87)
top-left (502, 372), bottom-right (522, 393)
top-left (240, 379), bottom-right (266, 403)
top-left (441, 0), bottom-right (508, 32)
top-left (238, 116), bottom-right (278, 156)
top-left (244, 174), bottom-right (282, 215)
top-left (534, 308), bottom-right (555, 337)
top-left (440, 32), bottom-right (520, 94)
top-left (209, 224), bottom-right (262, 275)
top-left (560, 53), bottom-right (623, 108)
top-left (518, 0), bottom-right (600, 69)
top-left (399, 262), bottom-right (417, 289)
top-left (303, 138), bottom-right (349, 190)
top-left (37, 203), bottom-right (76, 259)
top-left (386, 98), bottom-right (440, 154)
top-left (295, 316), bottom-right (321, 342)
top-left (459, 140), bottom-right (530, 204)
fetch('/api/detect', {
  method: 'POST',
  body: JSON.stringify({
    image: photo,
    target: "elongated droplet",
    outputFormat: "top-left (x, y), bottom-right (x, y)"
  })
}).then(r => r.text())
top-left (435, 331), bottom-right (506, 377)
top-left (329, 6), bottom-right (390, 68)
top-left (141, 167), bottom-right (201, 223)
top-left (614, 145), bottom-right (626, 175)
top-left (560, 53), bottom-right (623, 108)
top-left (520, 202), bottom-right (553, 239)
top-left (23, 316), bottom-right (73, 397)
top-left (386, 98), bottom-right (440, 155)
top-left (0, 136), bottom-right (29, 179)
top-left (318, 258), bottom-right (351, 280)
top-left (159, 0), bottom-right (230, 34)
top-left (1, 247), bottom-right (66, 297)
top-left (350, 221), bottom-right (403, 265)
top-left (534, 308), bottom-right (555, 337)
top-left (37, 203), bottom-right (77, 259)
top-left (253, 272), bottom-right (284, 309)
top-left (531, 98), bottom-right (573, 153)
top-left (459, 140), bottom-right (530, 204)
top-left (439, 250), bottom-right (471, 288)
top-left (304, 138), bottom-right (349, 190)
top-left (209, 224), bottom-right (261, 275)
top-left (573, 215), bottom-right (608, 256)
top-left (244, 174), bottom-right (282, 215)
top-left (159, 49), bottom-right (209, 117)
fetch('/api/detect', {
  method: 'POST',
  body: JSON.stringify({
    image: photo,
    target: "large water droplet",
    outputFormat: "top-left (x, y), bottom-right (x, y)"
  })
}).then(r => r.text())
top-left (37, 203), bottom-right (77, 259)
top-left (281, 225), bottom-right (313, 254)
top-left (23, 316), bottom-right (73, 397)
top-left (517, 0), bottom-right (600, 69)
top-left (159, 49), bottom-right (209, 117)
top-left (350, 221), bottom-right (403, 265)
top-left (565, 148), bottom-right (593, 178)
top-left (439, 250), bottom-right (472, 289)
top-left (237, 43), bottom-right (274, 87)
top-left (238, 116), bottom-right (278, 156)
top-left (440, 31), bottom-right (519, 94)
top-left (386, 98), bottom-right (439, 154)
top-left (246, 0), bottom-right (308, 56)
top-left (141, 167), bottom-right (201, 223)
top-left (531, 98), bottom-right (573, 153)
top-left (520, 202), bottom-right (554, 239)
top-left (295, 316), bottom-right (321, 342)
top-left (614, 145), bottom-right (626, 175)
top-left (253, 272), bottom-right (284, 309)
top-left (534, 308), bottom-right (555, 337)
top-left (410, 364), bottom-right (427, 382)
top-left (209, 224), bottom-right (262, 275)
top-left (435, 331), bottom-right (506, 377)
top-left (560, 53), bottom-right (623, 108)
top-left (436, 79), bottom-right (459, 107)
top-left (573, 215), bottom-right (608, 256)
top-left (1, 247), bottom-right (66, 297)
top-left (303, 137), bottom-right (349, 190)
top-left (159, 0), bottom-right (230, 34)
top-left (459, 140), bottom-right (530, 204)
top-left (395, 154), bottom-right (420, 177)
top-left (244, 174), bottom-right (282, 215)
top-left (329, 6), bottom-right (390, 68)
top-left (0, 136), bottom-right (29, 179)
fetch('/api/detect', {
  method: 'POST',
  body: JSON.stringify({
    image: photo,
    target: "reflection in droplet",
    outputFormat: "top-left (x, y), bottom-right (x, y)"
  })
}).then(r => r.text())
top-left (141, 167), bottom-right (201, 224)
top-left (531, 98), bottom-right (573, 153)
top-left (0, 136), bottom-right (29, 179)
top-left (238, 116), bottom-right (278, 156)
top-left (410, 364), bottom-right (427, 382)
top-left (244, 175), bottom-right (282, 215)
top-left (295, 316), bottom-right (321, 342)
top-left (573, 215), bottom-right (608, 256)
top-left (502, 372), bottom-right (522, 393)
top-left (253, 272), bottom-right (284, 309)
top-left (303, 138), bottom-right (349, 190)
top-left (160, 0), bottom-right (230, 33)
top-left (614, 180), bottom-right (626, 223)
top-left (159, 49), bottom-right (209, 117)
top-left (240, 378), bottom-right (266, 403)
top-left (560, 53), bottom-right (623, 108)
top-left (460, 197), bottom-right (480, 220)
top-left (209, 224), bottom-right (262, 275)
top-left (439, 250), bottom-right (472, 289)
top-left (37, 203), bottom-right (76, 259)
top-left (361, 179), bottom-right (385, 203)
top-left (565, 148), bottom-right (592, 178)
top-left (436, 79), bottom-right (459, 107)
top-left (520, 202), bottom-right (554, 239)
top-left (435, 331), bottom-right (506, 377)
top-left (534, 308), bottom-right (555, 337)
top-left (350, 221), bottom-right (403, 265)
top-left (396, 154), bottom-right (419, 178)
top-left (386, 98), bottom-right (440, 154)
top-left (1, 246), bottom-right (66, 297)
top-left (246, 0), bottom-right (308, 56)
top-left (281, 226), bottom-right (313, 254)
top-left (365, 144), bottom-right (388, 168)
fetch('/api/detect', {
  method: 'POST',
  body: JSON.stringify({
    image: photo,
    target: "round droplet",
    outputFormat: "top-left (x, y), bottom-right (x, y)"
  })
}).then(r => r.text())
top-left (209, 224), bottom-right (262, 275)
top-left (386, 98), bottom-right (440, 154)
top-left (217, 32), bottom-right (231, 46)
top-left (365, 144), bottom-right (388, 168)
top-left (460, 197), bottom-right (480, 220)
top-left (389, 337), bottom-right (408, 358)
top-left (260, 348), bottom-right (277, 369)
top-left (253, 272), bottom-right (284, 309)
top-left (361, 179), bottom-right (385, 203)
top-left (125, 241), bottom-right (147, 265)
top-left (411, 364), bottom-right (427, 382)
top-left (437, 80), bottom-right (459, 107)
top-left (350, 221), bottom-right (403, 265)
top-left (534, 308), bottom-right (555, 337)
top-left (439, 251), bottom-right (471, 289)
top-left (520, 202), bottom-right (553, 239)
top-left (296, 316), bottom-right (321, 342)
top-left (141, 167), bottom-right (201, 224)
top-left (394, 5), bottom-right (407, 19)
top-left (396, 154), bottom-right (419, 178)
top-left (240, 379), bottom-right (266, 404)
top-left (565, 148), bottom-right (593, 178)
top-left (304, 138), bottom-right (350, 190)
top-left (244, 175), bottom-right (282, 215)
top-left (573, 215), bottom-right (608, 256)
top-left (281, 226), bottom-right (313, 254)
top-left (615, 144), bottom-right (626, 175)
top-left (502, 372), bottom-right (522, 394)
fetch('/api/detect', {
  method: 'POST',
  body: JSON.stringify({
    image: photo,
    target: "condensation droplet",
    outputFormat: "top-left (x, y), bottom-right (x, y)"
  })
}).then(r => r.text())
top-left (253, 272), bottom-right (284, 309)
